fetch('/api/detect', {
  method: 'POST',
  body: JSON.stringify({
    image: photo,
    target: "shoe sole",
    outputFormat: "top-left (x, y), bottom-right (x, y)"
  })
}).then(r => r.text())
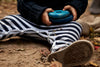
top-left (48, 40), bottom-right (94, 67)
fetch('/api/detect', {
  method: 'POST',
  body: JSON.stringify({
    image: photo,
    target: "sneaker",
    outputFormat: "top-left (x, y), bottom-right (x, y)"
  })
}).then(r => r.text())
top-left (48, 40), bottom-right (94, 67)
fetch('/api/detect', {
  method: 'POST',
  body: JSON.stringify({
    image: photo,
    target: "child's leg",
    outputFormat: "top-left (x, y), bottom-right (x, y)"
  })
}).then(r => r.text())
top-left (46, 22), bottom-right (94, 66)
top-left (0, 15), bottom-right (22, 40)
top-left (0, 15), bottom-right (47, 40)
top-left (48, 21), bottom-right (82, 53)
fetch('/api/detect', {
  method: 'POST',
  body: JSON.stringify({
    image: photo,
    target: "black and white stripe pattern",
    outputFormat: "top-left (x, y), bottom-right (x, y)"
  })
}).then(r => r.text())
top-left (0, 15), bottom-right (82, 53)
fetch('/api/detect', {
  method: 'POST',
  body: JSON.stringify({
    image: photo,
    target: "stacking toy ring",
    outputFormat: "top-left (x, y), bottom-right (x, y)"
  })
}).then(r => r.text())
top-left (48, 10), bottom-right (73, 24)
top-left (48, 10), bottom-right (70, 19)
top-left (50, 15), bottom-right (73, 24)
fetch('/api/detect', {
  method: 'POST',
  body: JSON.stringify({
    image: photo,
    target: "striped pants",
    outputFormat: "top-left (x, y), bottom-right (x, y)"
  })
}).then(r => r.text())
top-left (0, 15), bottom-right (82, 53)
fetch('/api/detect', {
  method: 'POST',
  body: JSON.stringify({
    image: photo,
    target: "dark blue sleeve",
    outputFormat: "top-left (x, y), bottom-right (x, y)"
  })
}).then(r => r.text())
top-left (17, 0), bottom-right (47, 24)
top-left (66, 0), bottom-right (88, 19)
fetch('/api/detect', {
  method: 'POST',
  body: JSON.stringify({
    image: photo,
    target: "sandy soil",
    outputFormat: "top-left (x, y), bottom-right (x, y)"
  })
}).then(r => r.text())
top-left (0, 1), bottom-right (100, 67)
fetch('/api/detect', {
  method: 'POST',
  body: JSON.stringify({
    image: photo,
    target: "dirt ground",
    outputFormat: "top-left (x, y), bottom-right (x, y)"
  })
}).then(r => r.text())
top-left (0, 0), bottom-right (100, 67)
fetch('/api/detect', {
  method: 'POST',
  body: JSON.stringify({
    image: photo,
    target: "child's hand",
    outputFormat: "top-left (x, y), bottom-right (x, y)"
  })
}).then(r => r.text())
top-left (63, 5), bottom-right (77, 21)
top-left (42, 8), bottom-right (54, 26)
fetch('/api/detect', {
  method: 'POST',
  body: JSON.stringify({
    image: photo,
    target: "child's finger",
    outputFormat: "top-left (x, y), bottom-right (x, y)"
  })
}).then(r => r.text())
top-left (63, 5), bottom-right (71, 10)
top-left (70, 8), bottom-right (77, 20)
top-left (45, 8), bottom-right (54, 12)
top-left (63, 5), bottom-right (77, 20)
top-left (43, 13), bottom-right (52, 25)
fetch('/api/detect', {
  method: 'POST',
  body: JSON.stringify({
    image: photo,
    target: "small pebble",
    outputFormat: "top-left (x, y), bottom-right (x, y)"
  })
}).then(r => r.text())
top-left (16, 48), bottom-right (25, 51)
top-left (0, 50), bottom-right (4, 53)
